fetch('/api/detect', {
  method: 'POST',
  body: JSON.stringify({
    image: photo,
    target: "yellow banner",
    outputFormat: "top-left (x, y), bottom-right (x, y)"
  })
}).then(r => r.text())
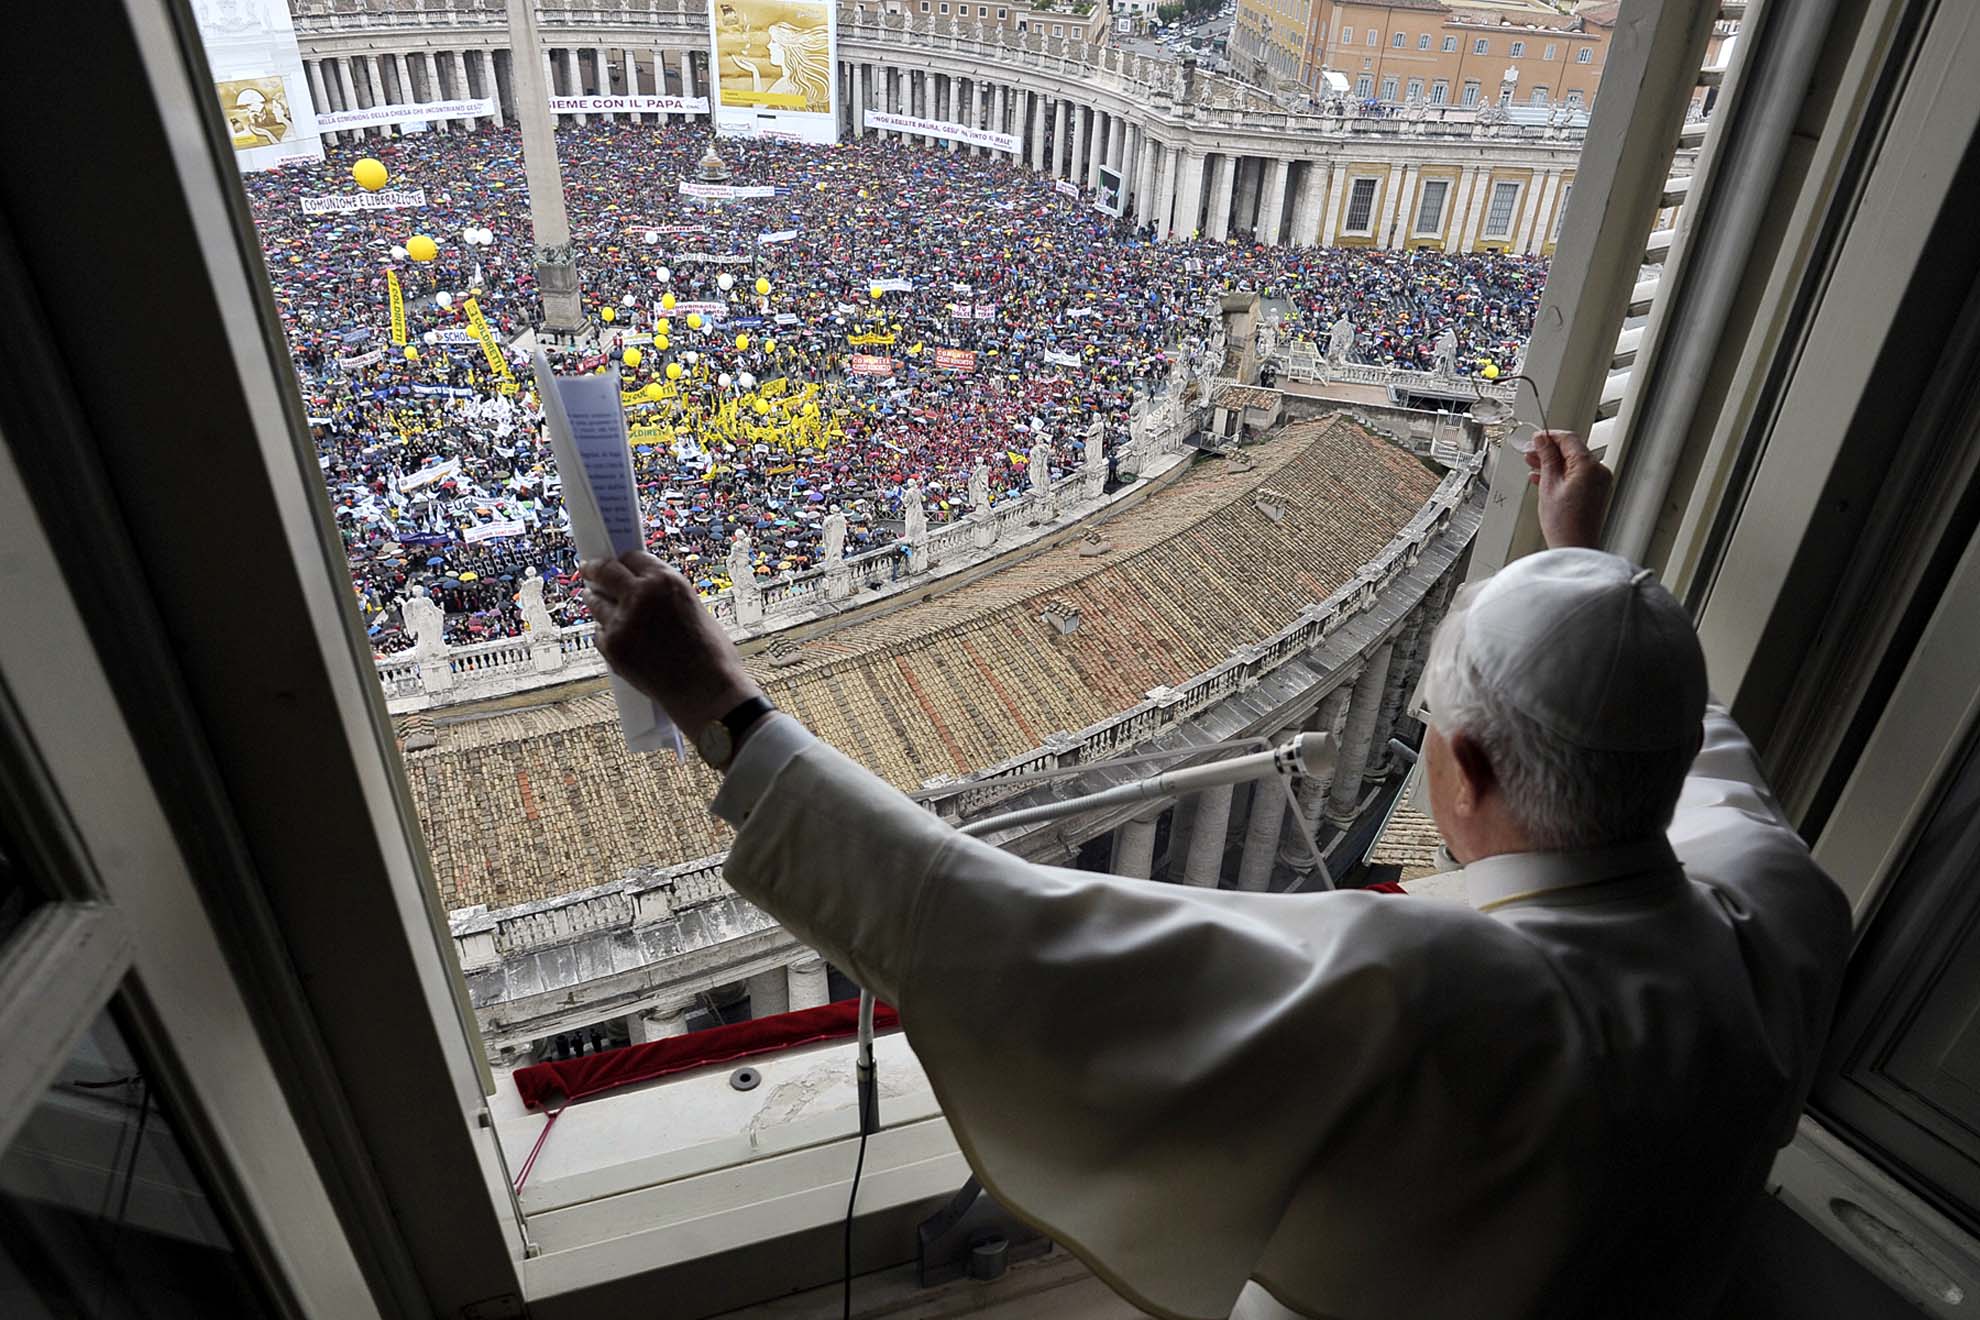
top-left (629, 423), bottom-right (674, 447)
top-left (462, 297), bottom-right (512, 380)
top-left (847, 332), bottom-right (896, 346)
top-left (387, 269), bottom-right (407, 346)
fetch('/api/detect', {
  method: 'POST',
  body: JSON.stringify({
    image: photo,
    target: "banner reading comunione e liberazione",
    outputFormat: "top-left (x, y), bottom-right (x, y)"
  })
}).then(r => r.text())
top-left (709, 0), bottom-right (838, 146)
top-left (864, 112), bottom-right (1020, 156)
top-left (300, 188), bottom-right (428, 215)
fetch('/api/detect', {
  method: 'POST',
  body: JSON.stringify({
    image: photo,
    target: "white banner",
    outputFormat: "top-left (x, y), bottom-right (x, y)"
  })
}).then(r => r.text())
top-left (316, 98), bottom-right (493, 131)
top-left (464, 518), bottom-right (527, 542)
top-left (1054, 179), bottom-right (1080, 199)
top-left (400, 460), bottom-right (462, 492)
top-left (671, 299), bottom-right (731, 320)
top-left (870, 277), bottom-right (915, 293)
top-left (1042, 350), bottom-right (1083, 368)
top-left (337, 348), bottom-right (385, 370)
top-left (551, 94), bottom-right (709, 115)
top-left (758, 229), bottom-right (799, 244)
top-left (864, 111), bottom-right (1020, 155)
top-left (300, 188), bottom-right (428, 215)
top-left (678, 181), bottom-right (777, 200)
top-left (673, 252), bottom-right (752, 264)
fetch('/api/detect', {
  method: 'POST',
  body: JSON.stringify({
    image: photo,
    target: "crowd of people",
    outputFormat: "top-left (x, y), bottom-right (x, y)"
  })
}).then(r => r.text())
top-left (240, 120), bottom-right (1549, 653)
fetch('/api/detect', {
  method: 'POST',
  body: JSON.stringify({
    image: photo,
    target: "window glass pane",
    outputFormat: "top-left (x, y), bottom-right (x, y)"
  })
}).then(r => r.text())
top-left (0, 1010), bottom-right (273, 1318)
top-left (1554, 183), bottom-right (1573, 240)
top-left (1486, 181), bottom-right (1520, 235)
top-left (1380, 76), bottom-right (1398, 101)
top-left (1474, 37), bottom-right (1488, 54)
top-left (0, 834), bottom-right (36, 953)
top-left (1431, 81), bottom-right (1448, 104)
top-left (1345, 177), bottom-right (1378, 231)
top-left (1462, 80), bottom-right (1481, 106)
top-left (1442, 35), bottom-right (1456, 52)
top-left (1416, 179), bottom-right (1448, 233)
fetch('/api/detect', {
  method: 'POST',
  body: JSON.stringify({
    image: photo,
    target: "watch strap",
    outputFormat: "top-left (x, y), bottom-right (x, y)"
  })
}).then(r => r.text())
top-left (719, 696), bottom-right (776, 748)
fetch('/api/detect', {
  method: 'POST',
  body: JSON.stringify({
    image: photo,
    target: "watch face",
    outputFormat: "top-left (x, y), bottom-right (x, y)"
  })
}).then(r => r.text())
top-left (696, 721), bottom-right (733, 769)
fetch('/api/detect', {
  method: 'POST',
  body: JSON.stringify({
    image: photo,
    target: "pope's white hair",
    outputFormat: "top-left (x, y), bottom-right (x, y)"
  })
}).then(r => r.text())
top-left (1422, 605), bottom-right (1697, 852)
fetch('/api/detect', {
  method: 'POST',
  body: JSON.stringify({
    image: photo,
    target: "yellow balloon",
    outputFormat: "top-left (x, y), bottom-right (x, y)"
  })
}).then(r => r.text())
top-left (601, 306), bottom-right (616, 323)
top-left (754, 277), bottom-right (771, 296)
top-left (666, 362), bottom-right (684, 381)
top-left (406, 235), bottom-right (438, 262)
top-left (655, 335), bottom-right (671, 351)
top-left (1482, 362), bottom-right (1502, 380)
top-left (353, 158), bottom-right (389, 192)
top-left (753, 399), bottom-right (771, 416)
top-left (687, 313), bottom-right (703, 329)
top-left (764, 338), bottom-right (777, 352)
top-left (735, 333), bottom-right (751, 351)
top-left (661, 292), bottom-right (677, 311)
top-left (403, 345), bottom-right (419, 361)
top-left (622, 347), bottom-right (642, 368)
top-left (658, 318), bottom-right (672, 333)
top-left (643, 382), bottom-right (664, 400)
top-left (869, 285), bottom-right (884, 300)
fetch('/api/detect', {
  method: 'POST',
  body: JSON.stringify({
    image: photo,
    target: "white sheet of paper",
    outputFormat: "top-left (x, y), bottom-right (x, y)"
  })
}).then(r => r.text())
top-left (533, 350), bottom-right (685, 759)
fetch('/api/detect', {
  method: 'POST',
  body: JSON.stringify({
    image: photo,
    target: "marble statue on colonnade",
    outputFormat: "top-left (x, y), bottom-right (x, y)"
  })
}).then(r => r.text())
top-left (403, 587), bottom-right (448, 660)
top-left (1328, 315), bottom-right (1355, 367)
top-left (968, 459), bottom-right (992, 515)
top-left (518, 568), bottom-right (555, 636)
top-left (1029, 437), bottom-right (1055, 507)
top-left (1431, 327), bottom-right (1459, 379)
top-left (822, 506), bottom-right (848, 562)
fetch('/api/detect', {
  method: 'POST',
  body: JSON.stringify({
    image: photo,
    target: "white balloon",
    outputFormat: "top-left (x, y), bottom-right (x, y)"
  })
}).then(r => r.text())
top-left (718, 372), bottom-right (733, 388)
top-left (435, 291), bottom-right (454, 309)
top-left (684, 351), bottom-right (700, 365)
top-left (390, 245), bottom-right (409, 260)
top-left (461, 226), bottom-right (477, 243)
top-left (423, 330), bottom-right (439, 345)
top-left (657, 266), bottom-right (672, 283)
top-left (621, 293), bottom-right (636, 306)
top-left (738, 372), bottom-right (757, 390)
top-left (717, 272), bottom-right (735, 292)
top-left (643, 230), bottom-right (661, 246)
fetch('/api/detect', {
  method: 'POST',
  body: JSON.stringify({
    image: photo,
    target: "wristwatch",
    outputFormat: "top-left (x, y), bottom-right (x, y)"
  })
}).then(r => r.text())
top-left (695, 696), bottom-right (775, 772)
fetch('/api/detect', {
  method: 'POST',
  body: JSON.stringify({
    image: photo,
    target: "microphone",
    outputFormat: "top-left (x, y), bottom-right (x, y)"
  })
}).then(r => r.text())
top-left (957, 732), bottom-right (1338, 839)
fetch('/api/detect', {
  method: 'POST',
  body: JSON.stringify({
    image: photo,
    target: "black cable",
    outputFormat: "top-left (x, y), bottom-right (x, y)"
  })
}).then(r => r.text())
top-left (842, 1121), bottom-right (870, 1320)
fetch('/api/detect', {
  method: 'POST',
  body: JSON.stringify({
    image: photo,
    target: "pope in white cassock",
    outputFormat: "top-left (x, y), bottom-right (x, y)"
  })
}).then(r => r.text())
top-left (580, 432), bottom-right (1850, 1320)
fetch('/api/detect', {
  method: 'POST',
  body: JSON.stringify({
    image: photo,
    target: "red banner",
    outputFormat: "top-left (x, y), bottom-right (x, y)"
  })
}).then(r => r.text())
top-left (849, 353), bottom-right (896, 376)
top-left (934, 347), bottom-right (977, 373)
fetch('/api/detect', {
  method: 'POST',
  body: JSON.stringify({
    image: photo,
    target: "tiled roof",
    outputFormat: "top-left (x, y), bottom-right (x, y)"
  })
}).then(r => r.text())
top-left (1367, 802), bottom-right (1446, 876)
top-left (405, 417), bottom-right (1442, 911)
top-left (1214, 385), bottom-right (1282, 410)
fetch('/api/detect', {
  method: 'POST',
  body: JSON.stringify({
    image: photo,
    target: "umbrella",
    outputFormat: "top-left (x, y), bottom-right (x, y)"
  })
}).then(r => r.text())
top-left (426, 555), bottom-right (446, 565)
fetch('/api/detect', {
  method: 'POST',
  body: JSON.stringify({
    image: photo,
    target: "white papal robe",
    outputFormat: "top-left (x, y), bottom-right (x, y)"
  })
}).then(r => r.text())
top-left (709, 707), bottom-right (1850, 1320)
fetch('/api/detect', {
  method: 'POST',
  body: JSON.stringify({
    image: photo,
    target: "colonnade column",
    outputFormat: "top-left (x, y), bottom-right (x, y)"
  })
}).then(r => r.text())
top-left (334, 58), bottom-right (362, 137)
top-left (307, 61), bottom-right (338, 145)
top-left (1326, 642), bottom-right (1396, 827)
top-left (479, 50), bottom-right (504, 128)
top-left (1206, 154), bottom-right (1236, 241)
top-left (1382, 163), bottom-right (1413, 248)
top-left (993, 83), bottom-right (1006, 152)
top-left (1174, 150), bottom-right (1207, 240)
top-left (1052, 100), bottom-right (1068, 178)
top-left (852, 61), bottom-right (865, 136)
top-left (1031, 93), bottom-right (1047, 171)
top-left (745, 968), bottom-right (790, 1018)
top-left (682, 51), bottom-right (700, 122)
top-left (1136, 135), bottom-right (1159, 228)
top-left (1069, 103), bottom-right (1086, 189)
top-left (594, 48), bottom-right (615, 119)
top-left (1090, 112), bottom-right (1110, 191)
top-left (449, 51), bottom-right (476, 129)
top-left (1319, 163), bottom-right (1350, 245)
top-left (1290, 162), bottom-right (1327, 246)
top-left (1155, 144), bottom-right (1180, 237)
top-left (1282, 684), bottom-right (1355, 870)
top-left (563, 49), bottom-right (585, 123)
top-left (1236, 774), bottom-right (1290, 893)
top-left (1181, 784), bottom-right (1235, 887)
top-left (1112, 809), bottom-right (1162, 880)
top-left (1260, 156), bottom-right (1291, 245)
top-left (1369, 609), bottom-right (1431, 777)
top-left (788, 956), bottom-right (831, 1011)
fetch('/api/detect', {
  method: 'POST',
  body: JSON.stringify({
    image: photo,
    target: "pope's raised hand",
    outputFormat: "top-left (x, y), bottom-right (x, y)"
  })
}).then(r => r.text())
top-left (580, 551), bottom-right (764, 736)
top-left (1524, 430), bottom-right (1612, 552)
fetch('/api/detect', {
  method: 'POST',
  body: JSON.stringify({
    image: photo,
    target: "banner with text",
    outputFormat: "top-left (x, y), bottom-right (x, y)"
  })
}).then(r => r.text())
top-left (709, 0), bottom-right (838, 146)
top-left (864, 111), bottom-right (1020, 155)
top-left (550, 94), bottom-right (708, 115)
top-left (462, 297), bottom-right (512, 380)
top-left (316, 98), bottom-right (493, 131)
top-left (848, 354), bottom-right (896, 376)
top-left (464, 518), bottom-right (527, 543)
top-left (300, 188), bottom-right (428, 215)
top-left (387, 269), bottom-right (407, 345)
top-left (934, 347), bottom-right (978, 373)
top-left (678, 181), bottom-right (778, 200)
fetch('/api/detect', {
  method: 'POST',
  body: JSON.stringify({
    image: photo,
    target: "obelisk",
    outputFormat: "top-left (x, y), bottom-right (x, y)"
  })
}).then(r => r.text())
top-left (505, 0), bottom-right (586, 333)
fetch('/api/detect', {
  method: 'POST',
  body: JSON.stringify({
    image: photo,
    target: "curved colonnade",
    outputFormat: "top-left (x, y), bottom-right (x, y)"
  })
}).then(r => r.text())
top-left (294, 0), bottom-right (1590, 254)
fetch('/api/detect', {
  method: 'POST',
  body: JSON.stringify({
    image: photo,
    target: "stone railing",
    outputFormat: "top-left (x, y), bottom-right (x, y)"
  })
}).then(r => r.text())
top-left (1275, 343), bottom-right (1520, 403)
top-left (441, 441), bottom-right (1485, 971)
top-left (377, 394), bottom-right (1196, 712)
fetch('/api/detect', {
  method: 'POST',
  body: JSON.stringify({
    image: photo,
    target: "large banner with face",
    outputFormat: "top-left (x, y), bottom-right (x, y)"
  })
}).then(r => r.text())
top-left (708, 0), bottom-right (838, 145)
top-left (195, 0), bottom-right (324, 172)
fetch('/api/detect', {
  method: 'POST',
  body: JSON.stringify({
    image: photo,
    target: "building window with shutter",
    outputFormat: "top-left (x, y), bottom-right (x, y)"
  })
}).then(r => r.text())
top-left (1381, 75), bottom-right (1398, 100)
top-left (1355, 73), bottom-right (1372, 96)
top-left (1416, 178), bottom-right (1450, 234)
top-left (1474, 37), bottom-right (1488, 54)
top-left (1510, 41), bottom-right (1524, 57)
top-left (1406, 78), bottom-right (1424, 100)
top-left (1418, 33), bottom-right (1431, 50)
top-left (1392, 31), bottom-right (1405, 47)
top-left (1544, 42), bottom-right (1557, 61)
top-left (1484, 180), bottom-right (1521, 238)
top-left (1431, 79), bottom-right (1449, 103)
top-left (1461, 80), bottom-right (1480, 106)
top-left (1577, 46), bottom-right (1593, 62)
top-left (1344, 177), bottom-right (1380, 233)
top-left (1442, 34), bottom-right (1457, 52)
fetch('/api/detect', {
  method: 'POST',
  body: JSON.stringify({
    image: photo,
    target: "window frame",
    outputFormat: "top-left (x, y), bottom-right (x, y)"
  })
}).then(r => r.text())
top-left (1578, 46), bottom-right (1594, 63)
top-left (1510, 40), bottom-right (1525, 58)
top-left (1380, 74), bottom-right (1399, 101)
top-left (1415, 177), bottom-right (1450, 235)
top-left (1431, 79), bottom-right (1449, 104)
top-left (1418, 32), bottom-right (1431, 50)
top-left (1545, 41), bottom-right (1558, 61)
top-left (1461, 79), bottom-right (1481, 106)
top-left (1474, 36), bottom-right (1489, 54)
top-left (1392, 30), bottom-right (1405, 48)
top-left (1482, 178), bottom-right (1523, 238)
top-left (1442, 34), bottom-right (1457, 52)
top-left (1355, 73), bottom-right (1373, 97)
top-left (1343, 175), bottom-right (1382, 234)
top-left (1406, 77), bottom-right (1424, 101)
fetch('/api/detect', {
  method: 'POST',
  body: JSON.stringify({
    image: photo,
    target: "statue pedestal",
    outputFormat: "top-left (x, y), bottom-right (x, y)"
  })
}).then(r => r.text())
top-left (417, 655), bottom-right (454, 696)
top-left (970, 511), bottom-right (997, 550)
top-left (529, 632), bottom-right (564, 675)
top-left (825, 563), bottom-right (852, 601)
top-left (908, 533), bottom-right (929, 575)
top-left (733, 588), bottom-right (765, 627)
top-left (534, 258), bottom-right (587, 335)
